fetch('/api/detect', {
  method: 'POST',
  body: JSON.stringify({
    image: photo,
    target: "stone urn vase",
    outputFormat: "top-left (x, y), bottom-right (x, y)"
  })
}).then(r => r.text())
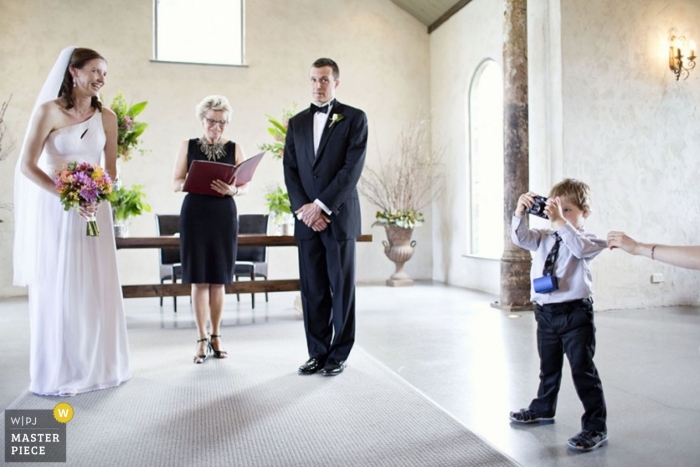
top-left (382, 225), bottom-right (417, 287)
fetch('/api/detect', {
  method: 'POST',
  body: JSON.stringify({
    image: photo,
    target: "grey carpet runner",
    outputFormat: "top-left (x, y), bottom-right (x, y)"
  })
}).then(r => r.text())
top-left (2, 317), bottom-right (518, 466)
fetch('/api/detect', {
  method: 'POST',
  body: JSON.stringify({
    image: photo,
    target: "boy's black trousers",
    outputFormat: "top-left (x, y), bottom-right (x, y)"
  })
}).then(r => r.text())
top-left (529, 297), bottom-right (607, 432)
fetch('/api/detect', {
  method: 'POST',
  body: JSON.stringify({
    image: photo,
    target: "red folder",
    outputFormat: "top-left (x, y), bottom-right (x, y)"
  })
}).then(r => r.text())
top-left (182, 152), bottom-right (265, 197)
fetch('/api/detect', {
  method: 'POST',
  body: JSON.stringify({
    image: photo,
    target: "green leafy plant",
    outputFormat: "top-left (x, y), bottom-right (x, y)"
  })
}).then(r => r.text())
top-left (264, 185), bottom-right (291, 223)
top-left (373, 209), bottom-right (425, 229)
top-left (259, 104), bottom-right (296, 160)
top-left (260, 105), bottom-right (296, 226)
top-left (110, 92), bottom-right (149, 161)
top-left (109, 185), bottom-right (151, 223)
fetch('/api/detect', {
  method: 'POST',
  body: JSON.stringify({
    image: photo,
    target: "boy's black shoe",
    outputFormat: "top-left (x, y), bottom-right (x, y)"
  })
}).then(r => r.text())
top-left (567, 430), bottom-right (608, 451)
top-left (509, 408), bottom-right (555, 424)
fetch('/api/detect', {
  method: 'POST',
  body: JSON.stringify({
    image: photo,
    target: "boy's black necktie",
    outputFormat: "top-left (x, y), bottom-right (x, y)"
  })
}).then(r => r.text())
top-left (542, 233), bottom-right (562, 276)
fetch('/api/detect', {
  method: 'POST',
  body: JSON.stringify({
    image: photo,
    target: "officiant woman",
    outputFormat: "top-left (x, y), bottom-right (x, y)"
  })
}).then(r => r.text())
top-left (172, 95), bottom-right (248, 364)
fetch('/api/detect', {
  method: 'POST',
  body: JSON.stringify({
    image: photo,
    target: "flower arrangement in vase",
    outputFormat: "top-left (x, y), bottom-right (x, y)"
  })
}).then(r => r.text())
top-left (259, 104), bottom-right (296, 160)
top-left (265, 185), bottom-right (292, 235)
top-left (109, 185), bottom-right (152, 238)
top-left (360, 119), bottom-right (442, 286)
top-left (260, 105), bottom-right (296, 234)
top-left (110, 92), bottom-right (149, 162)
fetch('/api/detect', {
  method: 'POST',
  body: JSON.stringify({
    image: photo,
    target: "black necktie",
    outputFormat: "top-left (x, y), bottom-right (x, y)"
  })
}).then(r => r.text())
top-left (311, 103), bottom-right (329, 114)
top-left (542, 233), bottom-right (561, 276)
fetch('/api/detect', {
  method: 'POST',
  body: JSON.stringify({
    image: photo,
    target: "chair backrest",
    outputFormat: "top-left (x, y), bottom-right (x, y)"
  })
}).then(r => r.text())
top-left (154, 214), bottom-right (181, 266)
top-left (237, 214), bottom-right (269, 263)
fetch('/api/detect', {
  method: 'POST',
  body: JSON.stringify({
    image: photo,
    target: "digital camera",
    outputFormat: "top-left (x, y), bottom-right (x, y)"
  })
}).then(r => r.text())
top-left (526, 196), bottom-right (549, 219)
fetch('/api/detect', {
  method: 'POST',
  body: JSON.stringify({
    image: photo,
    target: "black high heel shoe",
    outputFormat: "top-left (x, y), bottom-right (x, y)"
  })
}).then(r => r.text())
top-left (193, 338), bottom-right (208, 364)
top-left (208, 334), bottom-right (228, 359)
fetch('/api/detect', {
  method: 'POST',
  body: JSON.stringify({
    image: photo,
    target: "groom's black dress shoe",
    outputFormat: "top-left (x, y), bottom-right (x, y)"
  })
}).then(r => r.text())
top-left (298, 358), bottom-right (326, 375)
top-left (321, 359), bottom-right (346, 376)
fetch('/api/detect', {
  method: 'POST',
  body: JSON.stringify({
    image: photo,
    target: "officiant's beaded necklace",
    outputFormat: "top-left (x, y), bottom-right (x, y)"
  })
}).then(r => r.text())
top-left (198, 137), bottom-right (226, 161)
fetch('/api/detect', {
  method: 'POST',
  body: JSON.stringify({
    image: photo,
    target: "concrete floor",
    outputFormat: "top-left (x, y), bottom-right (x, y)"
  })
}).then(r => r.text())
top-left (1, 282), bottom-right (699, 467)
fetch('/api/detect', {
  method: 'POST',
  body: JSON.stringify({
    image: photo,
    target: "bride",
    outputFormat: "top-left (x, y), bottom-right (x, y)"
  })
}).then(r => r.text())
top-left (13, 47), bottom-right (131, 396)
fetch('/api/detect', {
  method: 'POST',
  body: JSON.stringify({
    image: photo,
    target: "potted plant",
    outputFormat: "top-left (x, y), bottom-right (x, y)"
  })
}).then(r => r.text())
top-left (265, 185), bottom-right (292, 235)
top-left (259, 104), bottom-right (296, 234)
top-left (360, 119), bottom-right (442, 286)
top-left (259, 105), bottom-right (295, 160)
top-left (109, 185), bottom-right (152, 237)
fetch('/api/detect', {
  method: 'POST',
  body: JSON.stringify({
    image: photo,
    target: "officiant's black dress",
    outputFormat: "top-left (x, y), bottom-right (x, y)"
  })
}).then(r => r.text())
top-left (180, 138), bottom-right (238, 284)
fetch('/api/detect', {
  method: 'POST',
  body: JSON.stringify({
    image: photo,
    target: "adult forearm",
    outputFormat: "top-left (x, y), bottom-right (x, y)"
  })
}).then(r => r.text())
top-left (636, 243), bottom-right (700, 270)
top-left (21, 163), bottom-right (58, 196)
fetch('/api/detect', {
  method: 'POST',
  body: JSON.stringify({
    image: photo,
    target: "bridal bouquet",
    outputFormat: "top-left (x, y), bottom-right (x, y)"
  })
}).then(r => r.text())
top-left (54, 161), bottom-right (113, 236)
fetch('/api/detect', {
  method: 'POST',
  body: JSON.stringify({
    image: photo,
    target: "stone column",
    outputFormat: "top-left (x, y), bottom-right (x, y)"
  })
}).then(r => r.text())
top-left (494, 0), bottom-right (532, 311)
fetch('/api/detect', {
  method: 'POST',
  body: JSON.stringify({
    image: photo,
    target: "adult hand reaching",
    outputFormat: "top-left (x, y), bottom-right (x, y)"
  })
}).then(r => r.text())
top-left (607, 230), bottom-right (700, 270)
top-left (606, 231), bottom-right (638, 253)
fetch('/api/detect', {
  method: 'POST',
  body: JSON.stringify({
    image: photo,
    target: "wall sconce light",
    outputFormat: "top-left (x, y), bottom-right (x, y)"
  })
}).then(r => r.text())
top-left (669, 35), bottom-right (696, 80)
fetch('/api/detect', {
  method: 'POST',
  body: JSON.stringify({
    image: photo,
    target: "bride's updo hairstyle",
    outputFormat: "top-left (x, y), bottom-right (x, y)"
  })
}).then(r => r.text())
top-left (58, 47), bottom-right (105, 112)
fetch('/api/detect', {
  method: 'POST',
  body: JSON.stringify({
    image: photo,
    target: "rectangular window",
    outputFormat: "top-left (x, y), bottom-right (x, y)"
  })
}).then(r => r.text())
top-left (154, 0), bottom-right (244, 66)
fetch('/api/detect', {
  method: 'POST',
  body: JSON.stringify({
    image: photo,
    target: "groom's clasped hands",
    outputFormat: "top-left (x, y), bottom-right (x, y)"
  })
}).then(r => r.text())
top-left (295, 203), bottom-right (330, 232)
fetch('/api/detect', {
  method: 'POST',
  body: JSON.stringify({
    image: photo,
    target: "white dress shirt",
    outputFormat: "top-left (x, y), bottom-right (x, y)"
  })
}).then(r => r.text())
top-left (313, 102), bottom-right (332, 155)
top-left (311, 102), bottom-right (333, 215)
top-left (511, 215), bottom-right (607, 305)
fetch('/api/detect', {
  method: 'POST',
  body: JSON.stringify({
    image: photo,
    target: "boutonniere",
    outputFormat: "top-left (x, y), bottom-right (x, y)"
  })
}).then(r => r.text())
top-left (329, 113), bottom-right (345, 128)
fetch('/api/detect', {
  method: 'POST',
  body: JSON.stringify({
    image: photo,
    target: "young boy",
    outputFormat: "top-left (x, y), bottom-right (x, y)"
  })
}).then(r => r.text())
top-left (509, 178), bottom-right (609, 452)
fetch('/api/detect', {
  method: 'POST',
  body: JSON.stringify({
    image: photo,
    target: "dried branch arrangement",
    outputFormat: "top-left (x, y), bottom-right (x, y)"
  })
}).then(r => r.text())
top-left (360, 119), bottom-right (442, 229)
top-left (0, 94), bottom-right (15, 161)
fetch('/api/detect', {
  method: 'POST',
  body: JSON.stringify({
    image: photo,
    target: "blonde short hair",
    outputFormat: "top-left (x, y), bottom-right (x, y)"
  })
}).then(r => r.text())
top-left (195, 95), bottom-right (232, 121)
top-left (549, 178), bottom-right (592, 213)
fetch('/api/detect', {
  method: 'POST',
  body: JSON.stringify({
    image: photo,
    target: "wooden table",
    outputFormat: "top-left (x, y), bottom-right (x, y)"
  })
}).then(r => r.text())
top-left (116, 234), bottom-right (372, 298)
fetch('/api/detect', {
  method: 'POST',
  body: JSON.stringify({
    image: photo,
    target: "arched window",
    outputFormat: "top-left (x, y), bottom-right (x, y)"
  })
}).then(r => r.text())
top-left (468, 60), bottom-right (504, 258)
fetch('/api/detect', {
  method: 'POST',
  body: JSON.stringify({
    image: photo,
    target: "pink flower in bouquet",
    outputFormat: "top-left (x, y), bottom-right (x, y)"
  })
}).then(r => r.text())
top-left (54, 161), bottom-right (113, 236)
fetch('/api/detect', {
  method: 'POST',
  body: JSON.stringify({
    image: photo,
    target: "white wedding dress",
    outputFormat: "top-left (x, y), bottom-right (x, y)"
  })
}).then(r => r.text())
top-left (27, 111), bottom-right (131, 396)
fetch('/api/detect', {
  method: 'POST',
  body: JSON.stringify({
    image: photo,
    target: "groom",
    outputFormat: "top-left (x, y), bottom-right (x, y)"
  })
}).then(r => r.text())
top-left (283, 58), bottom-right (368, 376)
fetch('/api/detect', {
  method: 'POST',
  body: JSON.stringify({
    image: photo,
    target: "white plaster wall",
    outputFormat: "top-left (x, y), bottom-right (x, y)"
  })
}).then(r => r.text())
top-left (429, 0), bottom-right (505, 295)
top-left (0, 0), bottom-right (431, 297)
top-left (528, 0), bottom-right (563, 192)
top-left (560, 0), bottom-right (700, 309)
top-left (431, 0), bottom-right (700, 310)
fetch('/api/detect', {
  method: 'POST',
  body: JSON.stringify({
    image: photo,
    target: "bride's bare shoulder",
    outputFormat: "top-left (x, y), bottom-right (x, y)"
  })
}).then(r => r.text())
top-left (101, 107), bottom-right (117, 123)
top-left (36, 98), bottom-right (67, 119)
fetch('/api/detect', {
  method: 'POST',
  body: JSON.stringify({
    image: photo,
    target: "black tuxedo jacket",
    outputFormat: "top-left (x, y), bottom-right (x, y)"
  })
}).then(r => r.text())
top-left (283, 100), bottom-right (368, 240)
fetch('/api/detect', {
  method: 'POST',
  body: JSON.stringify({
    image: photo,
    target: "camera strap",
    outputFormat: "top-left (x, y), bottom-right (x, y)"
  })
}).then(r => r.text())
top-left (542, 233), bottom-right (562, 276)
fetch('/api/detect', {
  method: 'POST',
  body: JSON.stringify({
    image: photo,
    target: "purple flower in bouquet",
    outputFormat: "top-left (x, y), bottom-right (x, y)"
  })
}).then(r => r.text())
top-left (55, 161), bottom-right (113, 236)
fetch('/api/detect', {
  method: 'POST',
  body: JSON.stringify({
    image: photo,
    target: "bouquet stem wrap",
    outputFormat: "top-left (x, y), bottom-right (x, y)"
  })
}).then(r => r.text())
top-left (86, 214), bottom-right (100, 237)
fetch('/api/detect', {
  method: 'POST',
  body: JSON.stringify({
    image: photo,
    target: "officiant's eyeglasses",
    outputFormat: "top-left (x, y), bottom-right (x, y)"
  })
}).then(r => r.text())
top-left (204, 117), bottom-right (228, 127)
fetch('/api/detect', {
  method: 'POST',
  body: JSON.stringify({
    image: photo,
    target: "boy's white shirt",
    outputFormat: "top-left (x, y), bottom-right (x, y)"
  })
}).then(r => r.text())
top-left (511, 215), bottom-right (607, 305)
